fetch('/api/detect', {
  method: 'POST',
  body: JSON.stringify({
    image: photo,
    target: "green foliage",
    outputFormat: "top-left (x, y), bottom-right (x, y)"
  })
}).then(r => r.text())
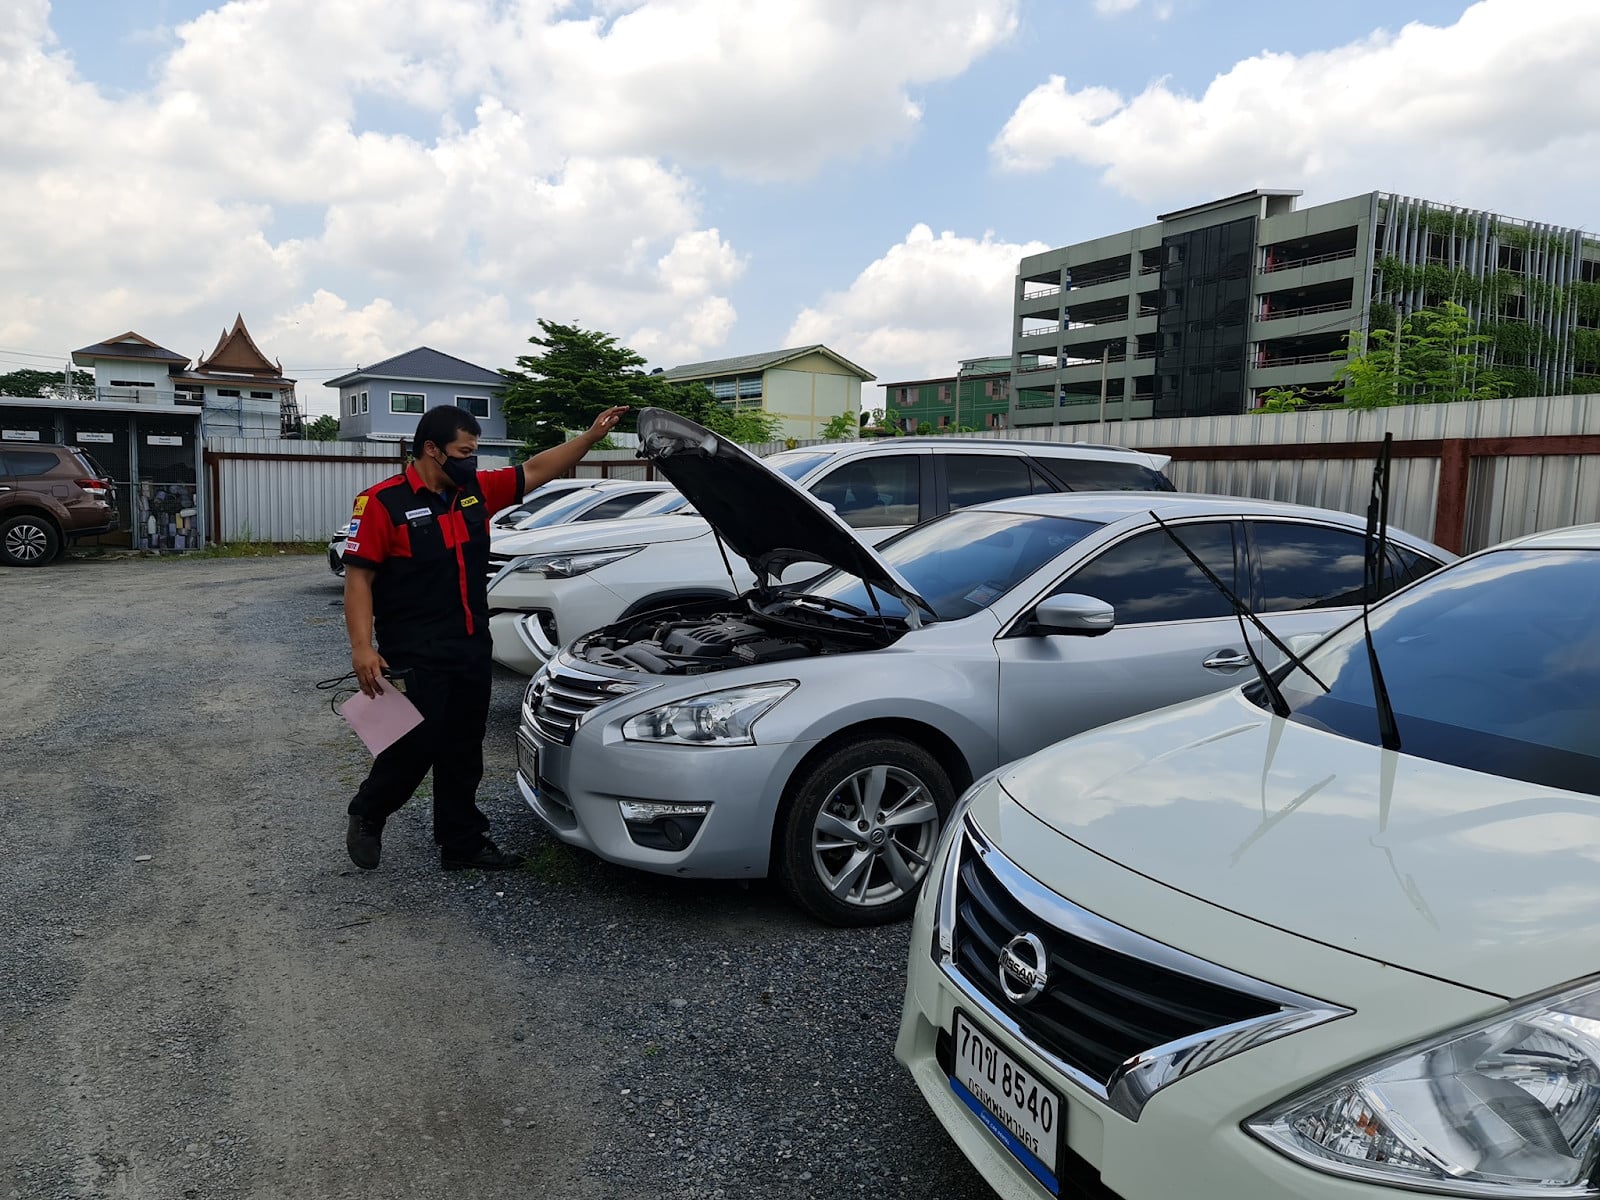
top-left (1256, 387), bottom-right (1307, 413)
top-left (1498, 366), bottom-right (1545, 398)
top-left (499, 320), bottom-right (781, 454)
top-left (1573, 283), bottom-right (1600, 324)
top-left (304, 414), bottom-right (340, 441)
top-left (1572, 328), bottom-right (1600, 367)
top-left (0, 368), bottom-right (94, 399)
top-left (1368, 300), bottom-right (1397, 334)
top-left (1335, 302), bottom-right (1509, 408)
top-left (860, 407), bottom-right (906, 437)
top-left (1420, 209), bottom-right (1476, 240)
top-left (819, 411), bottom-right (859, 440)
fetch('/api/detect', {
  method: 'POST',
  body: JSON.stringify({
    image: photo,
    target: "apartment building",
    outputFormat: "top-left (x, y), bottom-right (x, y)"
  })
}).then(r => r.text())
top-left (878, 355), bottom-right (1022, 432)
top-left (1011, 189), bottom-right (1600, 425)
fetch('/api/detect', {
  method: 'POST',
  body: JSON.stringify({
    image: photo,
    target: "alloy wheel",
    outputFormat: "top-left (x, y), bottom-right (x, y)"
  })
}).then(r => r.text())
top-left (5, 522), bottom-right (48, 563)
top-left (809, 764), bottom-right (940, 909)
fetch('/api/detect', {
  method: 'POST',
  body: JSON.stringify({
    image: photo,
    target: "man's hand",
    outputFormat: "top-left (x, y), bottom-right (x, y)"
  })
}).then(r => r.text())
top-left (352, 644), bottom-right (391, 698)
top-left (584, 405), bottom-right (629, 445)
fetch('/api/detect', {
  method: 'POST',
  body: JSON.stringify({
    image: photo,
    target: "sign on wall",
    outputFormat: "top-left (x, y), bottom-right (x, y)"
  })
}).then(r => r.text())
top-left (2, 429), bottom-right (41, 441)
top-left (146, 435), bottom-right (184, 446)
top-left (76, 431), bottom-right (115, 443)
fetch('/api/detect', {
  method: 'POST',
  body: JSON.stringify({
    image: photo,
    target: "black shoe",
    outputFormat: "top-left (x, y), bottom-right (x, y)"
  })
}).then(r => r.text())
top-left (346, 815), bottom-right (383, 870)
top-left (440, 840), bottom-right (526, 871)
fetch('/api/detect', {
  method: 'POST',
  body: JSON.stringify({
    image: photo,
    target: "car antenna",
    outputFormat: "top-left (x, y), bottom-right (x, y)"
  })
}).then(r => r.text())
top-left (1361, 433), bottom-right (1402, 751)
top-left (1148, 513), bottom-right (1329, 717)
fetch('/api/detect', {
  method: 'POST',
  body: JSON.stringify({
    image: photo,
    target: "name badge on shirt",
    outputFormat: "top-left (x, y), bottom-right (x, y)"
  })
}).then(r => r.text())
top-left (404, 505), bottom-right (434, 527)
top-left (460, 495), bottom-right (479, 507)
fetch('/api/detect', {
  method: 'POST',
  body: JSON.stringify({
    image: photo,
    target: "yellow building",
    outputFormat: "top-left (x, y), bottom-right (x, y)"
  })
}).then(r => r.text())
top-left (660, 345), bottom-right (875, 440)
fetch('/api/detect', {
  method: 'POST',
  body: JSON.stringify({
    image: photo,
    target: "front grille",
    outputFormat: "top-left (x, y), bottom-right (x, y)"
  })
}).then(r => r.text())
top-left (954, 848), bottom-right (1274, 1084)
top-left (940, 820), bottom-right (1346, 1117)
top-left (529, 662), bottom-right (637, 744)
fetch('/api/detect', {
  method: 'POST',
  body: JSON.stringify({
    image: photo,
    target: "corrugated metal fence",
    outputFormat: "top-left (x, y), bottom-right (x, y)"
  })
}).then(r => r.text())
top-left (205, 438), bottom-right (404, 543)
top-left (209, 395), bottom-right (1600, 551)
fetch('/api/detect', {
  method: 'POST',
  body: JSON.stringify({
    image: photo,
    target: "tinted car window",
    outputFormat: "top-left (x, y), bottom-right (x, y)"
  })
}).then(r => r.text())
top-left (577, 493), bottom-right (656, 521)
top-left (764, 450), bottom-right (834, 482)
top-left (1036, 457), bottom-right (1174, 492)
top-left (1063, 522), bottom-right (1237, 624)
top-left (808, 455), bottom-right (920, 528)
top-left (1250, 521), bottom-right (1441, 612)
top-left (494, 488), bottom-right (583, 527)
top-left (4, 450), bottom-right (60, 478)
top-left (1280, 549), bottom-right (1600, 796)
top-left (798, 511), bottom-right (1103, 621)
top-left (946, 455), bottom-right (1035, 511)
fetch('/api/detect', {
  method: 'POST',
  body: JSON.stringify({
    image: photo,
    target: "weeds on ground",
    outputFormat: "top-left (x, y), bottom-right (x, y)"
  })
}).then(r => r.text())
top-left (157, 540), bottom-right (325, 560)
top-left (522, 841), bottom-right (581, 884)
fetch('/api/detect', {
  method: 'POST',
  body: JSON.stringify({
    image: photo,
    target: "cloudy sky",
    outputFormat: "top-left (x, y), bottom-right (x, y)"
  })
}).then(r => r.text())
top-left (3, 0), bottom-right (1596, 416)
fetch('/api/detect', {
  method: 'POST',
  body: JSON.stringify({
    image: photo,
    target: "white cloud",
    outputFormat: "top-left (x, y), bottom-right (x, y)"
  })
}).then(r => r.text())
top-left (0, 0), bottom-right (1017, 416)
top-left (1093, 0), bottom-right (1141, 13)
top-left (786, 224), bottom-right (1049, 402)
top-left (992, 0), bottom-right (1600, 227)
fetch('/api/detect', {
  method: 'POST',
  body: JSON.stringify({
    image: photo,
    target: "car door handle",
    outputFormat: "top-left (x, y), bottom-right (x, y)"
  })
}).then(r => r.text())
top-left (1203, 650), bottom-right (1253, 670)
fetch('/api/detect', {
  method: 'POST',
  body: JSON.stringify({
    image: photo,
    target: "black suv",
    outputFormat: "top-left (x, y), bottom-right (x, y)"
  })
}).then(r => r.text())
top-left (0, 445), bottom-right (118, 566)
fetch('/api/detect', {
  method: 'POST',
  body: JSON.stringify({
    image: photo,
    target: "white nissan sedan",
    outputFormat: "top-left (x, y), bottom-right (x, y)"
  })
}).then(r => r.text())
top-left (897, 524), bottom-right (1600, 1200)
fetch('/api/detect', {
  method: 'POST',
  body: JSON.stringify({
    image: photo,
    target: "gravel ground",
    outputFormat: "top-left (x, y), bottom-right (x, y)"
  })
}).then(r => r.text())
top-left (1, 555), bottom-right (994, 1200)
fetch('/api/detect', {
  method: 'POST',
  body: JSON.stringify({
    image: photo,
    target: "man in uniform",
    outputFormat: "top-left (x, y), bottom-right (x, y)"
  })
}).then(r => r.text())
top-left (341, 402), bottom-right (628, 871)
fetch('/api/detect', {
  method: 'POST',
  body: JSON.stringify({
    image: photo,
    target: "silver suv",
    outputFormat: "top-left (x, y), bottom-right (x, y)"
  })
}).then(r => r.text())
top-left (487, 431), bottom-right (1174, 673)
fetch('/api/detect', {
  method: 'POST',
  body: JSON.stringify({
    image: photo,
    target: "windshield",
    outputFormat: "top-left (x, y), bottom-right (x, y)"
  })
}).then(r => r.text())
top-left (628, 490), bottom-right (691, 516)
top-left (1278, 548), bottom-right (1600, 796)
top-left (495, 486), bottom-right (581, 526)
top-left (763, 450), bottom-right (834, 482)
top-left (791, 510), bottom-right (1102, 622)
top-left (512, 488), bottom-right (609, 529)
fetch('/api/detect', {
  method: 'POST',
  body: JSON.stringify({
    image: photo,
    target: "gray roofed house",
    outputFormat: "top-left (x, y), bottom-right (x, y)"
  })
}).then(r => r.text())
top-left (324, 346), bottom-right (512, 447)
top-left (659, 344), bottom-right (874, 440)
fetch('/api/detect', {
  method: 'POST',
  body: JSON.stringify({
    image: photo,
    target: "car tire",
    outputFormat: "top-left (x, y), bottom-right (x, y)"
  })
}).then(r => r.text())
top-left (0, 514), bottom-right (60, 567)
top-left (777, 735), bottom-right (955, 927)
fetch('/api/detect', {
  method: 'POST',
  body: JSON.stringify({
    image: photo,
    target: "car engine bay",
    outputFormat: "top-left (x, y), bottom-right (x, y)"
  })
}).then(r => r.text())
top-left (571, 599), bottom-right (894, 676)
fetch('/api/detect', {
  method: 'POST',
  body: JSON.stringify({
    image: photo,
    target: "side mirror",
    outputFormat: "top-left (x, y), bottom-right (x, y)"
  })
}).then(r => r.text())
top-left (1031, 593), bottom-right (1115, 636)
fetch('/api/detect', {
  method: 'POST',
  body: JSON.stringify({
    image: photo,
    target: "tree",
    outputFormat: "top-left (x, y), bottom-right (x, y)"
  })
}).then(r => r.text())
top-left (304, 414), bottom-right (341, 441)
top-left (499, 320), bottom-right (782, 454)
top-left (0, 368), bottom-right (93, 399)
top-left (1335, 301), bottom-right (1508, 408)
top-left (860, 407), bottom-right (905, 437)
top-left (820, 411), bottom-right (859, 440)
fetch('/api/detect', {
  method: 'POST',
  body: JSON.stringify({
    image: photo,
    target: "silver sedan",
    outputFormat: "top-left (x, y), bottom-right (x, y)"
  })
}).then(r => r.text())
top-left (516, 493), bottom-right (1452, 925)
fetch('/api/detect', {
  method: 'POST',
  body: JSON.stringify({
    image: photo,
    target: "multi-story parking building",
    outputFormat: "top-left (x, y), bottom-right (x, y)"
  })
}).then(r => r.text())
top-left (1010, 188), bottom-right (1600, 426)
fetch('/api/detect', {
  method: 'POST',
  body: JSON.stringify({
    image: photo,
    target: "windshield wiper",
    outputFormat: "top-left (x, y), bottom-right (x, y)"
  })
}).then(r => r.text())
top-left (1362, 434), bottom-right (1403, 751)
top-left (1149, 513), bottom-right (1328, 718)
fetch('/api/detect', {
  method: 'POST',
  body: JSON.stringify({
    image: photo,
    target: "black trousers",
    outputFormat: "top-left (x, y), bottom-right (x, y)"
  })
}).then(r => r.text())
top-left (347, 657), bottom-right (493, 857)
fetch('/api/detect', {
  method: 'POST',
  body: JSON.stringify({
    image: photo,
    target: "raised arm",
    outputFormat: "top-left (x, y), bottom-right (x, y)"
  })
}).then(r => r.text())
top-left (518, 406), bottom-right (630, 491)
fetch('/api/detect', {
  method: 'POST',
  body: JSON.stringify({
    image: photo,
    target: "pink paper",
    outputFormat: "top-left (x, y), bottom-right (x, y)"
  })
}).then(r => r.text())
top-left (339, 684), bottom-right (425, 755)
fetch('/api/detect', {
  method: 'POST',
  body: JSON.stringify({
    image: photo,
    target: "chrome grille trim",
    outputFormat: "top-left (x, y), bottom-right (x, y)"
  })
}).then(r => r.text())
top-left (936, 817), bottom-right (1350, 1120)
top-left (526, 657), bottom-right (646, 745)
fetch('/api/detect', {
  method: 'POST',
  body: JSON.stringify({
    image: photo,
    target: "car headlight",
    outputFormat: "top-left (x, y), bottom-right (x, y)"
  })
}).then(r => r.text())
top-left (621, 682), bottom-right (796, 746)
top-left (1249, 976), bottom-right (1600, 1194)
top-left (509, 546), bottom-right (643, 579)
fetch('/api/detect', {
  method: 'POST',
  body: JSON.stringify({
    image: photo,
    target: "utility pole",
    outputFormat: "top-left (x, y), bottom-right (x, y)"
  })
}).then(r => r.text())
top-left (1097, 345), bottom-right (1109, 426)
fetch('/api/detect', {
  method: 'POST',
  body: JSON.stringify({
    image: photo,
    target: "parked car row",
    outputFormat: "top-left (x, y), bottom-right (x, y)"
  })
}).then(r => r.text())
top-left (329, 413), bottom-right (1599, 1200)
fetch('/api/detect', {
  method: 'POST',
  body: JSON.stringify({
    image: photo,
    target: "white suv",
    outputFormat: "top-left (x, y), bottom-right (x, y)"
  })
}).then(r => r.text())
top-left (486, 437), bottom-right (1174, 674)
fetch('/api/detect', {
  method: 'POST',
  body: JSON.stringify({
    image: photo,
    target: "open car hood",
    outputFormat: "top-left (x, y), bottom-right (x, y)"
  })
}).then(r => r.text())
top-left (635, 408), bottom-right (931, 619)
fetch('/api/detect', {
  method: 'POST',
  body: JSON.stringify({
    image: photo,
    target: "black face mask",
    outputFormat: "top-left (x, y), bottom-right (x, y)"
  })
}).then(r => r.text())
top-left (439, 453), bottom-right (478, 489)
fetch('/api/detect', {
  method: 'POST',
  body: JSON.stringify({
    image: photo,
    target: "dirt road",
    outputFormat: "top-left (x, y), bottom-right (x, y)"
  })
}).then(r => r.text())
top-left (1, 557), bottom-right (989, 1200)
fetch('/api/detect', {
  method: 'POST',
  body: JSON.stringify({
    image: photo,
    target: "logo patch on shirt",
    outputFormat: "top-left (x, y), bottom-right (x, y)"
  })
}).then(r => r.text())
top-left (346, 519), bottom-right (360, 534)
top-left (404, 506), bottom-right (433, 520)
top-left (460, 495), bottom-right (479, 507)
top-left (352, 496), bottom-right (368, 516)
top-left (345, 540), bottom-right (361, 554)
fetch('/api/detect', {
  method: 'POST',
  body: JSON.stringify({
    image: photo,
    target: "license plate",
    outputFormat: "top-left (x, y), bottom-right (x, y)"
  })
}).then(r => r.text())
top-left (516, 731), bottom-right (539, 792)
top-left (950, 1010), bottom-right (1062, 1194)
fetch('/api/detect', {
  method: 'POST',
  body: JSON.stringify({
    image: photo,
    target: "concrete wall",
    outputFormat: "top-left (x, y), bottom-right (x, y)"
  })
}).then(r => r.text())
top-left (764, 367), bottom-right (856, 439)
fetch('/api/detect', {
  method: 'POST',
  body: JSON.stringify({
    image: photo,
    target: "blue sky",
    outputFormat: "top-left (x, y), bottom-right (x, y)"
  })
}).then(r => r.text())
top-left (4, 0), bottom-right (1595, 415)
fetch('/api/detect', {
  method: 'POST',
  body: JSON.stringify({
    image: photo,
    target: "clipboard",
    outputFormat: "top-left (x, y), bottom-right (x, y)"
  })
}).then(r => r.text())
top-left (339, 684), bottom-right (425, 755)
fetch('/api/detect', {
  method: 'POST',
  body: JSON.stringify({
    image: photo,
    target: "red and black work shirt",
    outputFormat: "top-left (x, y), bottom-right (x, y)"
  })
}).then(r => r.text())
top-left (343, 463), bottom-right (524, 665)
